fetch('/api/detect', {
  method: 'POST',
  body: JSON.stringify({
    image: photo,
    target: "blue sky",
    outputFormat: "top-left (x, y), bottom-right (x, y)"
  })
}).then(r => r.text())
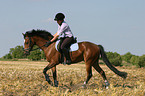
top-left (0, 0), bottom-right (145, 57)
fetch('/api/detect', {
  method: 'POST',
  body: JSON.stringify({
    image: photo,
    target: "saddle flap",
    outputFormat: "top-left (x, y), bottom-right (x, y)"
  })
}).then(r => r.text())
top-left (55, 40), bottom-right (79, 52)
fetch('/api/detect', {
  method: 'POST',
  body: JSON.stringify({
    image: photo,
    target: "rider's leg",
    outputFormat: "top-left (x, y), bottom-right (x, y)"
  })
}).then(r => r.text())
top-left (60, 37), bottom-right (73, 64)
top-left (62, 48), bottom-right (71, 64)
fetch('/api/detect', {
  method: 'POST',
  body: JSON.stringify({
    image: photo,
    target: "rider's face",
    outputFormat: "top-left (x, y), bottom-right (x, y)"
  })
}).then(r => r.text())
top-left (57, 20), bottom-right (63, 25)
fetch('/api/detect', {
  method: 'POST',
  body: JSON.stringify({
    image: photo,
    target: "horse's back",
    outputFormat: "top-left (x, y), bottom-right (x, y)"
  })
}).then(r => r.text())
top-left (78, 41), bottom-right (100, 51)
top-left (78, 41), bottom-right (100, 57)
top-left (76, 41), bottom-right (100, 63)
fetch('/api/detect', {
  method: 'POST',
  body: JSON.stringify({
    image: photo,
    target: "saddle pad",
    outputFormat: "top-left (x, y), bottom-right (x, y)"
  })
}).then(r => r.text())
top-left (55, 40), bottom-right (79, 52)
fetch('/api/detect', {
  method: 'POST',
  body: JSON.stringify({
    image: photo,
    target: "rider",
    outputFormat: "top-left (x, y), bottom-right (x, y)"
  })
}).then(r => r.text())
top-left (45, 13), bottom-right (74, 64)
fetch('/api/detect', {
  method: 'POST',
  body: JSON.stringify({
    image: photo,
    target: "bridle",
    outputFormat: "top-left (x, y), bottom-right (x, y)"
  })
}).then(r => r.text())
top-left (24, 36), bottom-right (49, 54)
top-left (24, 37), bottom-right (34, 53)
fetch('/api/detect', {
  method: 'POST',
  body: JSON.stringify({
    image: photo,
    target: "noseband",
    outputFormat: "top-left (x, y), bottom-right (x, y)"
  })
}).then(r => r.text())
top-left (24, 37), bottom-right (33, 53)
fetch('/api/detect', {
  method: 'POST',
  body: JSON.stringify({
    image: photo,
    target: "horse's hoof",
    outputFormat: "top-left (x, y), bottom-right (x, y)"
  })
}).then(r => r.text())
top-left (106, 86), bottom-right (109, 89)
top-left (54, 85), bottom-right (58, 87)
top-left (105, 81), bottom-right (110, 89)
top-left (82, 84), bottom-right (87, 89)
top-left (47, 80), bottom-right (53, 86)
top-left (54, 80), bottom-right (58, 87)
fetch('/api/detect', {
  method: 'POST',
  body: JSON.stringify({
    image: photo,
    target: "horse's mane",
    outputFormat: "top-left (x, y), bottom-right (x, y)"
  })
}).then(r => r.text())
top-left (24, 29), bottom-right (53, 40)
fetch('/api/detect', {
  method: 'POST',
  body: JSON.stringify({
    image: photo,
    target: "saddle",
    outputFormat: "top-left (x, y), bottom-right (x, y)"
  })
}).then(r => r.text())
top-left (55, 37), bottom-right (79, 64)
top-left (55, 37), bottom-right (79, 52)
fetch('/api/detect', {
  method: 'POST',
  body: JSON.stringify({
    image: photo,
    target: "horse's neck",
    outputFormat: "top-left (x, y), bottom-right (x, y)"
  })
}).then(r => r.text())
top-left (33, 36), bottom-right (48, 51)
top-left (33, 36), bottom-right (56, 60)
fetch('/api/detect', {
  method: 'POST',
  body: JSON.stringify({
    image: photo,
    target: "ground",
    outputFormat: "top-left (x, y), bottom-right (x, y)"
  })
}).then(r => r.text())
top-left (0, 60), bottom-right (145, 96)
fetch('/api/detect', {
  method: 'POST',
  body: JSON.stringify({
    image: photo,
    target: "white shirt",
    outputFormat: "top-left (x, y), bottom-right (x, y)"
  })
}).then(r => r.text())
top-left (57, 21), bottom-right (73, 38)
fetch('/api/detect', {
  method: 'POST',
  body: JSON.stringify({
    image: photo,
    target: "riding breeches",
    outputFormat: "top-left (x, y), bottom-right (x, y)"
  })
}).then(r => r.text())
top-left (60, 37), bottom-right (74, 51)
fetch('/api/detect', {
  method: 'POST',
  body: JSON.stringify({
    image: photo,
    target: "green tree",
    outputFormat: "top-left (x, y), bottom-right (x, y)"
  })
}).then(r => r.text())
top-left (27, 46), bottom-right (41, 61)
top-left (41, 51), bottom-right (46, 60)
top-left (106, 52), bottom-right (122, 66)
top-left (138, 55), bottom-right (145, 68)
top-left (9, 45), bottom-right (25, 59)
top-left (3, 53), bottom-right (12, 59)
top-left (122, 52), bottom-right (133, 63)
top-left (2, 45), bottom-right (25, 59)
top-left (130, 55), bottom-right (139, 65)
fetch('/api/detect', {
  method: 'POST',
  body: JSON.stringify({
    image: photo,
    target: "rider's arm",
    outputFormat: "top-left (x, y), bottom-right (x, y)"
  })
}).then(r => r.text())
top-left (50, 34), bottom-right (59, 42)
top-left (50, 23), bottom-right (67, 42)
top-left (53, 33), bottom-right (58, 37)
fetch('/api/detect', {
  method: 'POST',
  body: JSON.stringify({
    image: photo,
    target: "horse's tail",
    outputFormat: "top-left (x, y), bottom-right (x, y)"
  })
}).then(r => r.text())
top-left (98, 45), bottom-right (127, 79)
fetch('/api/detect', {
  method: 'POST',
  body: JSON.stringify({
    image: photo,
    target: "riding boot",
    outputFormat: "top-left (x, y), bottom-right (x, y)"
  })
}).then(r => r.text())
top-left (62, 48), bottom-right (71, 65)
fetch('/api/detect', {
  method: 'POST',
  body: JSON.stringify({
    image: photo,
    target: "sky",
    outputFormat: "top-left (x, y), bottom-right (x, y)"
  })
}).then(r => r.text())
top-left (0, 0), bottom-right (145, 57)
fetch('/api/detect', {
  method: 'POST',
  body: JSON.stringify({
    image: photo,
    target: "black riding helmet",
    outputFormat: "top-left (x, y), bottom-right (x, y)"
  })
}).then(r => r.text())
top-left (54, 13), bottom-right (65, 21)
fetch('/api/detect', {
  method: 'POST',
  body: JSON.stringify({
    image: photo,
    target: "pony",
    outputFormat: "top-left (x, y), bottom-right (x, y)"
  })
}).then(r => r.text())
top-left (23, 29), bottom-right (127, 88)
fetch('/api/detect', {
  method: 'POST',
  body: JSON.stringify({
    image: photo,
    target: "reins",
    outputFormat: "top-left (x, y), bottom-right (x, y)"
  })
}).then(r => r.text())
top-left (31, 44), bottom-right (46, 51)
top-left (24, 36), bottom-right (57, 52)
top-left (24, 37), bottom-right (47, 52)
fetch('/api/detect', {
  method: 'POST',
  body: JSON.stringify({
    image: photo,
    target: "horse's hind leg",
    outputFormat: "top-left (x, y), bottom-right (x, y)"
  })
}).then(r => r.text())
top-left (93, 62), bottom-right (110, 89)
top-left (82, 64), bottom-right (93, 88)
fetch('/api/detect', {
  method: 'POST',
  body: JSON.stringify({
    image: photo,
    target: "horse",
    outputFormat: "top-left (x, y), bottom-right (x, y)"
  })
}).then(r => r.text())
top-left (22, 29), bottom-right (127, 88)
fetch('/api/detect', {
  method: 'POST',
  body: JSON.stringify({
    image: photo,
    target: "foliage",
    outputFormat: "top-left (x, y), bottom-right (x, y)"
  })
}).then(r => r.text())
top-left (2, 45), bottom-right (46, 61)
top-left (130, 55), bottom-right (139, 66)
top-left (2, 53), bottom-right (12, 59)
top-left (138, 55), bottom-right (145, 68)
top-left (121, 52), bottom-right (133, 63)
top-left (3, 45), bottom-right (25, 59)
top-left (106, 52), bottom-right (122, 66)
top-left (27, 46), bottom-right (41, 61)
top-left (10, 45), bottom-right (25, 58)
top-left (41, 51), bottom-right (46, 60)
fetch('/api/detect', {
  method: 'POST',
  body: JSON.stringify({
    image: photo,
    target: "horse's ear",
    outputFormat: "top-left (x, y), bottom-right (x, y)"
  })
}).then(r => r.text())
top-left (22, 33), bottom-right (25, 38)
top-left (22, 33), bottom-right (24, 35)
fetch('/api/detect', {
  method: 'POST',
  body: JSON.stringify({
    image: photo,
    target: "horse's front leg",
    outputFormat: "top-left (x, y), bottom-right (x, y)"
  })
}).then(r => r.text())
top-left (43, 63), bottom-right (56, 86)
top-left (51, 66), bottom-right (58, 87)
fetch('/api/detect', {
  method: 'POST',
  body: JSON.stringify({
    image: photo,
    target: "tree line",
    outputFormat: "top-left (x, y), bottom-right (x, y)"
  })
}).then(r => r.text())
top-left (2, 45), bottom-right (46, 61)
top-left (1, 45), bottom-right (145, 68)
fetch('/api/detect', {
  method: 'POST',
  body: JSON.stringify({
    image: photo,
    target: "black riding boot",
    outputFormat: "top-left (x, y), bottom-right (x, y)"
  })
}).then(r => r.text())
top-left (62, 48), bottom-right (71, 65)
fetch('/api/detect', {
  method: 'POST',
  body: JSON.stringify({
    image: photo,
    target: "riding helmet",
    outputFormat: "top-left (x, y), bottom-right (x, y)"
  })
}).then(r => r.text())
top-left (54, 13), bottom-right (65, 21)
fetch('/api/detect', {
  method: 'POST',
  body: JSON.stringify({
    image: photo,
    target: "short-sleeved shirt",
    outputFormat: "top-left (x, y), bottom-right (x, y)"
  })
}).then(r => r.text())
top-left (57, 21), bottom-right (73, 39)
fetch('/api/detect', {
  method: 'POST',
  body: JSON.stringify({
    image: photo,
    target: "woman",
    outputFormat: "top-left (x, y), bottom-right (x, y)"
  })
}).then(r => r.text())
top-left (45, 13), bottom-right (74, 64)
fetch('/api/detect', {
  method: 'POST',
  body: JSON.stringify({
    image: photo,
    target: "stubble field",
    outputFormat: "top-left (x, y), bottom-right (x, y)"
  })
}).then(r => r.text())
top-left (0, 60), bottom-right (145, 96)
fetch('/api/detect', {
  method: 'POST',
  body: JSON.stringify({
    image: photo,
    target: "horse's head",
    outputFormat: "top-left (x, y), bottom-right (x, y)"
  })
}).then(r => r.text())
top-left (22, 33), bottom-right (35, 56)
top-left (22, 29), bottom-right (53, 55)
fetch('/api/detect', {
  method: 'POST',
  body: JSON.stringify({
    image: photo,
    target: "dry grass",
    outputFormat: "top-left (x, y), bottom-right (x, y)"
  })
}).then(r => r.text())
top-left (0, 61), bottom-right (145, 96)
